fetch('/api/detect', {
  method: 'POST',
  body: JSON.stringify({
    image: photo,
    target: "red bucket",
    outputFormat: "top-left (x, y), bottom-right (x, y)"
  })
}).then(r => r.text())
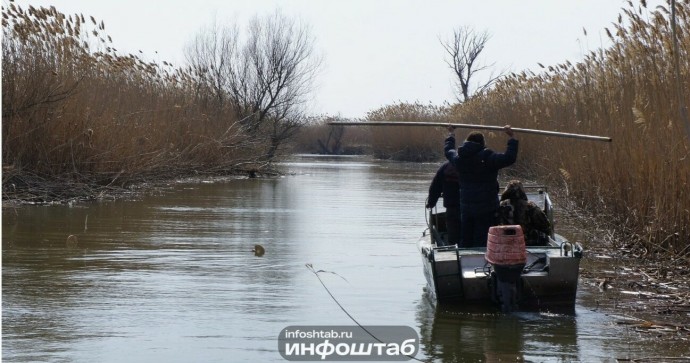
top-left (486, 225), bottom-right (527, 266)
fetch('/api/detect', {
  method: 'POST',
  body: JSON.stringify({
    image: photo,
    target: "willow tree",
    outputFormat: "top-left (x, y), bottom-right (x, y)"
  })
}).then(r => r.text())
top-left (185, 11), bottom-right (322, 160)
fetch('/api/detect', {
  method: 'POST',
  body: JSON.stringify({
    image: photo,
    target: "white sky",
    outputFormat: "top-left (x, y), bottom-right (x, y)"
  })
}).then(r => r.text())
top-left (9, 0), bottom-right (664, 118)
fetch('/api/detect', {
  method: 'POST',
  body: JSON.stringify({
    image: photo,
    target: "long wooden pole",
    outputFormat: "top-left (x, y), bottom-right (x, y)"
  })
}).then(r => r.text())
top-left (328, 121), bottom-right (612, 142)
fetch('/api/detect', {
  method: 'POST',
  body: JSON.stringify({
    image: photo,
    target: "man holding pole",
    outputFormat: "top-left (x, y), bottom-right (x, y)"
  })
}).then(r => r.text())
top-left (445, 125), bottom-right (518, 247)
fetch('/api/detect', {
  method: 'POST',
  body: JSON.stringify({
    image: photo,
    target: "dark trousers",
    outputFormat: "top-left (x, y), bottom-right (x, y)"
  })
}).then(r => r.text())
top-left (460, 208), bottom-right (497, 248)
top-left (445, 207), bottom-right (461, 245)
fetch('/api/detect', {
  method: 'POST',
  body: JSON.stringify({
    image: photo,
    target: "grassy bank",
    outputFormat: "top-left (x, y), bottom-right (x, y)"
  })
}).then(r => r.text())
top-left (1, 5), bottom-right (287, 203)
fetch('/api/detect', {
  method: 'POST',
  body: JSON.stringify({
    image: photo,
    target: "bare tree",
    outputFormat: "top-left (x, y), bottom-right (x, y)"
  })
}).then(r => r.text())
top-left (441, 26), bottom-right (503, 103)
top-left (185, 11), bottom-right (322, 160)
top-left (317, 124), bottom-right (345, 155)
top-left (185, 19), bottom-right (239, 113)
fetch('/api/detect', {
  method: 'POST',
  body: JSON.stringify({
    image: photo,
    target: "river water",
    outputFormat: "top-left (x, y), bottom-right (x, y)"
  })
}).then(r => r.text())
top-left (2, 155), bottom-right (687, 362)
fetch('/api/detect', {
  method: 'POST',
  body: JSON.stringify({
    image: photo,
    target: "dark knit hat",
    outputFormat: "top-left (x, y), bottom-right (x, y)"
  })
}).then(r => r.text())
top-left (466, 131), bottom-right (485, 147)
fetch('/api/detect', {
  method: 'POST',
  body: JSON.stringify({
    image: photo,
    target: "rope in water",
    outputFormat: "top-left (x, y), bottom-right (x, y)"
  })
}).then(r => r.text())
top-left (305, 263), bottom-right (427, 362)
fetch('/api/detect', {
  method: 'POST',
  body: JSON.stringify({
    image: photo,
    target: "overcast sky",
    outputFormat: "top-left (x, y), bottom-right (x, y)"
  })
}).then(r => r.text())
top-left (10, 0), bottom-right (664, 118)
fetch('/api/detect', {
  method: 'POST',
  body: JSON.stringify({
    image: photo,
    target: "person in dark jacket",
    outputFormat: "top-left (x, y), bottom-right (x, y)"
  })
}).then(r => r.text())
top-left (444, 125), bottom-right (518, 247)
top-left (426, 161), bottom-right (461, 245)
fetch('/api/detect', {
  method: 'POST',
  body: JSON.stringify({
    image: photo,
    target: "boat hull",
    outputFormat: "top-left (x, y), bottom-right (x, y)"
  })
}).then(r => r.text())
top-left (418, 233), bottom-right (582, 311)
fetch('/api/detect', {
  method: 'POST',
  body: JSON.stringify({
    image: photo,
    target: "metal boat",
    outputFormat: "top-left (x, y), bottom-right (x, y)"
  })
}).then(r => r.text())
top-left (418, 186), bottom-right (583, 312)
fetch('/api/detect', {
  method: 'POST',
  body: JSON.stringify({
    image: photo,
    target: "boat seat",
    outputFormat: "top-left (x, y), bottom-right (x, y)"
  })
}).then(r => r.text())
top-left (429, 211), bottom-right (450, 246)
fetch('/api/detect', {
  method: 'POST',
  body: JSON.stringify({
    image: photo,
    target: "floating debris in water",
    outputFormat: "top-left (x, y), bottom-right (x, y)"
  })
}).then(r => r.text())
top-left (66, 235), bottom-right (78, 248)
top-left (597, 277), bottom-right (612, 291)
top-left (253, 244), bottom-right (265, 257)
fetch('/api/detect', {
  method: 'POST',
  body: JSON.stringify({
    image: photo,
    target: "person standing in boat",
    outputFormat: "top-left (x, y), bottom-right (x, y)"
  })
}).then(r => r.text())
top-left (426, 161), bottom-right (461, 245)
top-left (444, 125), bottom-right (518, 247)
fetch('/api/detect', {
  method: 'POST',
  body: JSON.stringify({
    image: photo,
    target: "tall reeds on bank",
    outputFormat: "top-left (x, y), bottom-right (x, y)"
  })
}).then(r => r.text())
top-left (451, 1), bottom-right (690, 254)
top-left (2, 4), bottom-right (265, 201)
top-left (293, 103), bottom-right (451, 160)
top-left (367, 102), bottom-right (451, 161)
top-left (289, 114), bottom-right (371, 155)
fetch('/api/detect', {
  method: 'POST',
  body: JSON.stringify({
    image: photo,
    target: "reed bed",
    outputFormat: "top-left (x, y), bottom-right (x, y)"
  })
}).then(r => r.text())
top-left (291, 115), bottom-right (371, 155)
top-left (366, 102), bottom-right (451, 161)
top-left (292, 103), bottom-right (451, 160)
top-left (2, 4), bottom-right (268, 203)
top-left (449, 0), bottom-right (690, 255)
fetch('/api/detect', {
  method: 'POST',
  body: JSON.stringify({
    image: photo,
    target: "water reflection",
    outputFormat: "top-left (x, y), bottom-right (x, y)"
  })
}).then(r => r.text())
top-left (416, 291), bottom-right (580, 362)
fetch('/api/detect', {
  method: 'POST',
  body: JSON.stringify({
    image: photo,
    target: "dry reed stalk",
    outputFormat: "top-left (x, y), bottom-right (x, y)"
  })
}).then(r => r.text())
top-left (365, 102), bottom-right (451, 161)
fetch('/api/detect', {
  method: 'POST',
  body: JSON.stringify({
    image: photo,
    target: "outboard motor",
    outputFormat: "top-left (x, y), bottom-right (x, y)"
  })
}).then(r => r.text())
top-left (486, 225), bottom-right (527, 312)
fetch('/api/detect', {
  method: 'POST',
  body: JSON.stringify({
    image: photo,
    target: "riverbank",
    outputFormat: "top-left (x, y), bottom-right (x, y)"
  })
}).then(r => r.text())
top-left (580, 250), bottom-right (690, 340)
top-left (1, 165), bottom-right (278, 207)
top-left (2, 4), bottom-right (314, 213)
top-left (556, 193), bottom-right (690, 342)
